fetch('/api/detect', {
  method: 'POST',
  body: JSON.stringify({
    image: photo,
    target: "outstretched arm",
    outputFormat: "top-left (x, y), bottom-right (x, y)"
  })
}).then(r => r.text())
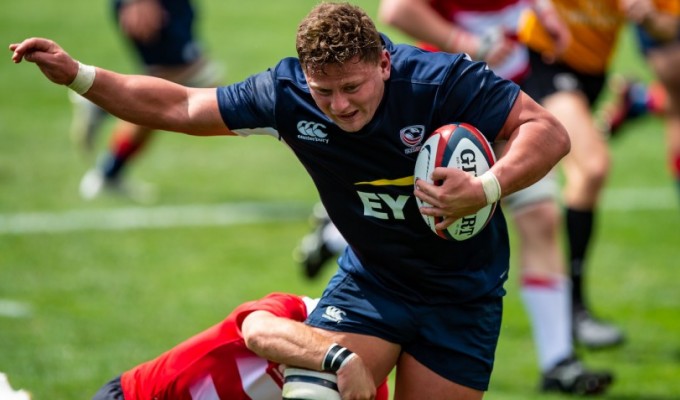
top-left (242, 310), bottom-right (377, 400)
top-left (9, 37), bottom-right (231, 136)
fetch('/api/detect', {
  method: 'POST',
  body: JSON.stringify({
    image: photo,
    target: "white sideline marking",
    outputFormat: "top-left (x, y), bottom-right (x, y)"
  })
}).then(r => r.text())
top-left (0, 300), bottom-right (32, 318)
top-left (0, 202), bottom-right (312, 235)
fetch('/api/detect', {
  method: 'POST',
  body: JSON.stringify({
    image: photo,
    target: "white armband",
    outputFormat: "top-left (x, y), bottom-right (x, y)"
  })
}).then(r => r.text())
top-left (67, 62), bottom-right (96, 95)
top-left (480, 170), bottom-right (501, 204)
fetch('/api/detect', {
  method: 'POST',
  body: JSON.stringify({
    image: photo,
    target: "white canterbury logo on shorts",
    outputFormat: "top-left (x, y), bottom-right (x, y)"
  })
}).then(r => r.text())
top-left (322, 306), bottom-right (346, 323)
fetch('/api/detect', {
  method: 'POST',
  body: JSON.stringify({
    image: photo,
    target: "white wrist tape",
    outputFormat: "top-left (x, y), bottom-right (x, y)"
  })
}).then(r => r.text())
top-left (480, 170), bottom-right (501, 204)
top-left (67, 62), bottom-right (96, 95)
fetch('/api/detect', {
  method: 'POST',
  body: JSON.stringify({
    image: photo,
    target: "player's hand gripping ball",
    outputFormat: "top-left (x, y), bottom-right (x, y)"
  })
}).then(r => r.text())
top-left (414, 123), bottom-right (498, 241)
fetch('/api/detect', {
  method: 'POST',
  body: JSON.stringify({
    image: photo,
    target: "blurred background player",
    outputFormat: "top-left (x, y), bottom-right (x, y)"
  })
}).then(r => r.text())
top-left (602, 0), bottom-right (680, 202)
top-left (91, 292), bottom-right (388, 400)
top-left (70, 0), bottom-right (223, 203)
top-left (600, 76), bottom-right (667, 136)
top-left (516, 0), bottom-right (633, 351)
top-left (296, 0), bottom-right (612, 395)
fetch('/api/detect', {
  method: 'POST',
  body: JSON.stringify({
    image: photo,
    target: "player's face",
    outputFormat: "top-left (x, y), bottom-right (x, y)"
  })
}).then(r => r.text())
top-left (306, 51), bottom-right (391, 132)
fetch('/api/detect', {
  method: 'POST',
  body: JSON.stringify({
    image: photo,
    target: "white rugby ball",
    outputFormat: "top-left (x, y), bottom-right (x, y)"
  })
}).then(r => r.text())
top-left (282, 367), bottom-right (341, 400)
top-left (414, 123), bottom-right (497, 241)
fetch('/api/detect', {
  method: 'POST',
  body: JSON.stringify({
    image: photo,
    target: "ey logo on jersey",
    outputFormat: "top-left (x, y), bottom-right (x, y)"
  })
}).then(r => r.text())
top-left (297, 120), bottom-right (329, 144)
top-left (400, 125), bottom-right (425, 155)
top-left (355, 176), bottom-right (414, 221)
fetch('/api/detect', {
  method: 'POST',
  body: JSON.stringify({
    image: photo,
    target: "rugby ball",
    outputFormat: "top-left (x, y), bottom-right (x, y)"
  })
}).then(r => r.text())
top-left (282, 368), bottom-right (341, 400)
top-left (414, 123), bottom-right (497, 241)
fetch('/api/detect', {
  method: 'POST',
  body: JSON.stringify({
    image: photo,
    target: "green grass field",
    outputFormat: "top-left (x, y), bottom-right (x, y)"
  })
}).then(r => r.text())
top-left (1, 0), bottom-right (679, 398)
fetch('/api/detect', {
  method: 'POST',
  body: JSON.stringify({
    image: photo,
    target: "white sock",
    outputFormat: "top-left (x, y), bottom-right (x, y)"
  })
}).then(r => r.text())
top-left (521, 275), bottom-right (573, 371)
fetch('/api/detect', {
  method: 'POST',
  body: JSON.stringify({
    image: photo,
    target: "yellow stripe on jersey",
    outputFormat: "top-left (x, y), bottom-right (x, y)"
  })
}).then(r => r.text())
top-left (355, 176), bottom-right (415, 186)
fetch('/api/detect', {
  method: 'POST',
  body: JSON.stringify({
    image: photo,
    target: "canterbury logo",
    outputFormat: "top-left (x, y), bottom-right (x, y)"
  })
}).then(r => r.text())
top-left (297, 121), bottom-right (328, 138)
top-left (322, 306), bottom-right (346, 323)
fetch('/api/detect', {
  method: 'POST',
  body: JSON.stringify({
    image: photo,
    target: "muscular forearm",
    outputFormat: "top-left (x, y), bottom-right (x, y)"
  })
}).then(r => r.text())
top-left (242, 311), bottom-right (333, 371)
top-left (495, 120), bottom-right (568, 196)
top-left (84, 68), bottom-right (226, 136)
top-left (242, 311), bottom-right (378, 399)
top-left (9, 37), bottom-right (229, 136)
top-left (494, 94), bottom-right (570, 197)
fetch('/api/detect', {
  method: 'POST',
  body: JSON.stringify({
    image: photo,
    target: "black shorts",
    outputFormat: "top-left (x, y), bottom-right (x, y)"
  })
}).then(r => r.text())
top-left (92, 375), bottom-right (124, 400)
top-left (520, 50), bottom-right (606, 107)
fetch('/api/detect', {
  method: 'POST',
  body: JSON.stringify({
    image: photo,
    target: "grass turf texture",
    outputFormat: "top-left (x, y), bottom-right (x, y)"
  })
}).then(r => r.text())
top-left (1, 0), bottom-right (679, 398)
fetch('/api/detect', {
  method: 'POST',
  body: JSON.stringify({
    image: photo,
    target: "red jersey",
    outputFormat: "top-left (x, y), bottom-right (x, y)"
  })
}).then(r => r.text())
top-left (429, 0), bottom-right (521, 18)
top-left (121, 293), bottom-right (305, 399)
top-left (119, 293), bottom-right (388, 400)
top-left (420, 0), bottom-right (531, 82)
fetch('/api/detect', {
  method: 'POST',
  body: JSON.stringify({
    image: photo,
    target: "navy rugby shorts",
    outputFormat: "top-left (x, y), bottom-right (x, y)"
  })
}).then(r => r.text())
top-left (305, 265), bottom-right (503, 391)
top-left (92, 375), bottom-right (124, 400)
top-left (521, 50), bottom-right (605, 107)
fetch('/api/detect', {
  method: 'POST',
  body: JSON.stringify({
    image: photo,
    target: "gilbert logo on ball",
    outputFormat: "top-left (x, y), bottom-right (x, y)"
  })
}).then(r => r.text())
top-left (282, 367), bottom-right (341, 400)
top-left (414, 123), bottom-right (497, 240)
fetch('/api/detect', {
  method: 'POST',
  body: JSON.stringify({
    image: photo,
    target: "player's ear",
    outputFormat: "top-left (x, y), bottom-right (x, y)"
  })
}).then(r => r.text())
top-left (380, 50), bottom-right (391, 80)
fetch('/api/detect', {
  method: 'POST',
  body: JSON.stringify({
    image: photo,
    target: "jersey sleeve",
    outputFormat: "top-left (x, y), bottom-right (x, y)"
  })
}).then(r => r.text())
top-left (216, 70), bottom-right (279, 135)
top-left (438, 56), bottom-right (520, 142)
top-left (232, 293), bottom-right (308, 335)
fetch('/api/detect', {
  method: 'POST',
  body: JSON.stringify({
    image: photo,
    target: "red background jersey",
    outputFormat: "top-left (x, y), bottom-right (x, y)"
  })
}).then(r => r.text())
top-left (417, 0), bottom-right (530, 82)
top-left (430, 0), bottom-right (519, 15)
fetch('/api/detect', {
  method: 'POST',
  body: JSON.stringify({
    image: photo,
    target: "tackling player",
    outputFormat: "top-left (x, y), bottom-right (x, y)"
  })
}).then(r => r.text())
top-left (91, 292), bottom-right (385, 400)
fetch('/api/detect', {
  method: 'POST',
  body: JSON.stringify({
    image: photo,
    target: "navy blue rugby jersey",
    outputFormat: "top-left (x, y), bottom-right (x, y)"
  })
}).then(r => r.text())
top-left (217, 35), bottom-right (520, 304)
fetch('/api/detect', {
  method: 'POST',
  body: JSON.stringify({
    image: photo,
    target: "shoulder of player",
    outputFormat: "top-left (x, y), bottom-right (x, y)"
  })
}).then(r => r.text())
top-left (272, 57), bottom-right (307, 85)
top-left (389, 43), bottom-right (478, 85)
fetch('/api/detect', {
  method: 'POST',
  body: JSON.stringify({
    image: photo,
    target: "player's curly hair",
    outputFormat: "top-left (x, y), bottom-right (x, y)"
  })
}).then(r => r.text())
top-left (296, 2), bottom-right (382, 74)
